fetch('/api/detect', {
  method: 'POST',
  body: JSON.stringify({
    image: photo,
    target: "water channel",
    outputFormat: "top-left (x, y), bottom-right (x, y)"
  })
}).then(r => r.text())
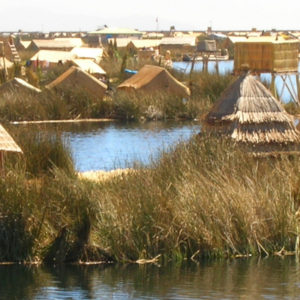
top-left (1, 257), bottom-right (300, 299)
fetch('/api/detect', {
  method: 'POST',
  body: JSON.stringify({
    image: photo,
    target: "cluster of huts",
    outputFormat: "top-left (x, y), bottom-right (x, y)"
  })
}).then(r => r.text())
top-left (1, 29), bottom-right (300, 173)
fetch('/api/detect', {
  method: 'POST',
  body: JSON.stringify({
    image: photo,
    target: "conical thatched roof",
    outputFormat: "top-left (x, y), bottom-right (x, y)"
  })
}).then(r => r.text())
top-left (118, 65), bottom-right (190, 98)
top-left (0, 124), bottom-right (22, 153)
top-left (46, 66), bottom-right (107, 100)
top-left (205, 74), bottom-right (300, 146)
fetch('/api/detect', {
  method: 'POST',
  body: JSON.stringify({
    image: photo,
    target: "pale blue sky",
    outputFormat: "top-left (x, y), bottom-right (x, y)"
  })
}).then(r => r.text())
top-left (1, 0), bottom-right (300, 32)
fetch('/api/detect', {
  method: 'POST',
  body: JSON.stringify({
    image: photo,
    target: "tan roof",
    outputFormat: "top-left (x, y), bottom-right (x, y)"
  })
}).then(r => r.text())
top-left (72, 59), bottom-right (106, 75)
top-left (118, 64), bottom-right (190, 98)
top-left (229, 35), bottom-right (299, 44)
top-left (160, 36), bottom-right (196, 46)
top-left (205, 74), bottom-right (300, 145)
top-left (130, 40), bottom-right (161, 49)
top-left (71, 47), bottom-right (103, 61)
top-left (46, 66), bottom-right (107, 99)
top-left (0, 77), bottom-right (41, 95)
top-left (54, 38), bottom-right (83, 47)
top-left (31, 38), bottom-right (82, 49)
top-left (0, 124), bottom-right (22, 153)
top-left (30, 50), bottom-right (74, 63)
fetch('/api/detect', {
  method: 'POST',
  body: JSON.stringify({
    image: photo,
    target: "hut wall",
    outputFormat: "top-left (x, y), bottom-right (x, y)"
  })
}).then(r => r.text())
top-left (273, 43), bottom-right (299, 73)
top-left (159, 44), bottom-right (196, 58)
top-left (234, 42), bottom-right (299, 73)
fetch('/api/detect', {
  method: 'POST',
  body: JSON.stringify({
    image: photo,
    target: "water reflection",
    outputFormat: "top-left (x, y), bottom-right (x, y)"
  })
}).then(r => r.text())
top-left (1, 258), bottom-right (300, 299)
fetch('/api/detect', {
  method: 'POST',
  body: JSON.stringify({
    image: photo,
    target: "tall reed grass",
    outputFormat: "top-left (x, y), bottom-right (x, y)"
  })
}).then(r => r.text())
top-left (1, 130), bottom-right (300, 263)
top-left (94, 135), bottom-right (300, 261)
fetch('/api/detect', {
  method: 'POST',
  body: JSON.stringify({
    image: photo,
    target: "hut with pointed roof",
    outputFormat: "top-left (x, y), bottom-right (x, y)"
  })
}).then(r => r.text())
top-left (0, 124), bottom-right (22, 174)
top-left (205, 74), bottom-right (300, 153)
top-left (117, 65), bottom-right (190, 98)
top-left (46, 66), bottom-right (107, 100)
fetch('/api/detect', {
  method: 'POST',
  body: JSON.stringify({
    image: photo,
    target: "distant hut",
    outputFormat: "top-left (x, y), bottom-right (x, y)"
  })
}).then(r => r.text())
top-left (46, 66), bottom-right (107, 100)
top-left (0, 124), bottom-right (22, 174)
top-left (117, 65), bottom-right (190, 98)
top-left (0, 77), bottom-right (41, 97)
top-left (71, 59), bottom-right (106, 80)
top-left (205, 74), bottom-right (300, 153)
top-left (29, 50), bottom-right (74, 69)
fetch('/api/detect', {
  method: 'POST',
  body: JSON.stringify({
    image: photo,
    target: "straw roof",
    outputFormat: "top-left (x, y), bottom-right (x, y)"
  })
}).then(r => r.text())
top-left (0, 77), bottom-right (41, 96)
top-left (31, 38), bottom-right (82, 50)
top-left (30, 50), bottom-right (74, 63)
top-left (205, 74), bottom-right (300, 146)
top-left (0, 124), bottom-right (22, 153)
top-left (72, 59), bottom-right (106, 75)
top-left (229, 35), bottom-right (299, 44)
top-left (118, 65), bottom-right (190, 98)
top-left (46, 66), bottom-right (107, 99)
top-left (160, 36), bottom-right (196, 46)
top-left (71, 47), bottom-right (103, 62)
top-left (129, 39), bottom-right (161, 49)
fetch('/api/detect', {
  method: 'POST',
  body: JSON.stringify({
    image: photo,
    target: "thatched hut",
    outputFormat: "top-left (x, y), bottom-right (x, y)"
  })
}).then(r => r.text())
top-left (46, 66), bottom-right (107, 100)
top-left (0, 78), bottom-right (41, 97)
top-left (205, 74), bottom-right (300, 153)
top-left (118, 65), bottom-right (190, 98)
top-left (0, 124), bottom-right (22, 174)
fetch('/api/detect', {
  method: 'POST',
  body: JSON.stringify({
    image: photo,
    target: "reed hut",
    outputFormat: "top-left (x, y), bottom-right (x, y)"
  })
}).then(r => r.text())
top-left (205, 74), bottom-right (300, 153)
top-left (0, 124), bottom-right (22, 174)
top-left (117, 65), bottom-right (190, 98)
top-left (0, 77), bottom-right (41, 97)
top-left (233, 36), bottom-right (300, 102)
top-left (46, 66), bottom-right (107, 100)
top-left (234, 36), bottom-right (299, 74)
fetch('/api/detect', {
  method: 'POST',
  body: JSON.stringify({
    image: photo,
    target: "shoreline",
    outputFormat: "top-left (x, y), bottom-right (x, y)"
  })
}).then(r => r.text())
top-left (10, 118), bottom-right (116, 125)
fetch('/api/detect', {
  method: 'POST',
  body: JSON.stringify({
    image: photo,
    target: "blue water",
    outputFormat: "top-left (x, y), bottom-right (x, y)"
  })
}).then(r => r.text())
top-left (173, 60), bottom-right (300, 103)
top-left (61, 121), bottom-right (200, 172)
top-left (1, 258), bottom-right (300, 299)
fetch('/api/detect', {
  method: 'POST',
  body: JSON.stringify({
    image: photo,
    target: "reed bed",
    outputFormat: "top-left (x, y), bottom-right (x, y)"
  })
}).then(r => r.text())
top-left (1, 129), bottom-right (300, 263)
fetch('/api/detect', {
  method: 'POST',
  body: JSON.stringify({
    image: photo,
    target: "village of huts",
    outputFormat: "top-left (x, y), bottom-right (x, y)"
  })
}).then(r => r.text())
top-left (1, 28), bottom-right (300, 166)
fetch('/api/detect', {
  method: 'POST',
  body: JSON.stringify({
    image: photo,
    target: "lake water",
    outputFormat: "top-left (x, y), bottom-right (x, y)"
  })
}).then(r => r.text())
top-left (173, 60), bottom-right (300, 103)
top-left (33, 121), bottom-right (200, 172)
top-left (1, 257), bottom-right (300, 299)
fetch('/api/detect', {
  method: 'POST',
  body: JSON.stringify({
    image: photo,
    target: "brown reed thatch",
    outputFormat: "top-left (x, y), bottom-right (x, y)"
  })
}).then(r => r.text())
top-left (0, 124), bottom-right (22, 153)
top-left (0, 78), bottom-right (41, 97)
top-left (205, 74), bottom-right (300, 149)
top-left (46, 66), bottom-right (107, 100)
top-left (118, 65), bottom-right (190, 98)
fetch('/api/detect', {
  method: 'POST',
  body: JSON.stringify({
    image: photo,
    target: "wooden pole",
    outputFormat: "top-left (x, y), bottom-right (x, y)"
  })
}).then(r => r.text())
top-left (0, 151), bottom-right (4, 177)
top-left (189, 52), bottom-right (196, 81)
top-left (296, 73), bottom-right (300, 105)
top-left (271, 73), bottom-right (277, 99)
top-left (0, 42), bottom-right (7, 81)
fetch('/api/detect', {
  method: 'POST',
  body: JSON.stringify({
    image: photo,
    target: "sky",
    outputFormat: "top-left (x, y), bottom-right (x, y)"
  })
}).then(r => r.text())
top-left (1, 0), bottom-right (300, 32)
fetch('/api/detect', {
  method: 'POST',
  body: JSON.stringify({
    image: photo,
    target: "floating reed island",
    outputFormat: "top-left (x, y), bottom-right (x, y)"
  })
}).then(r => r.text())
top-left (204, 73), bottom-right (300, 154)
